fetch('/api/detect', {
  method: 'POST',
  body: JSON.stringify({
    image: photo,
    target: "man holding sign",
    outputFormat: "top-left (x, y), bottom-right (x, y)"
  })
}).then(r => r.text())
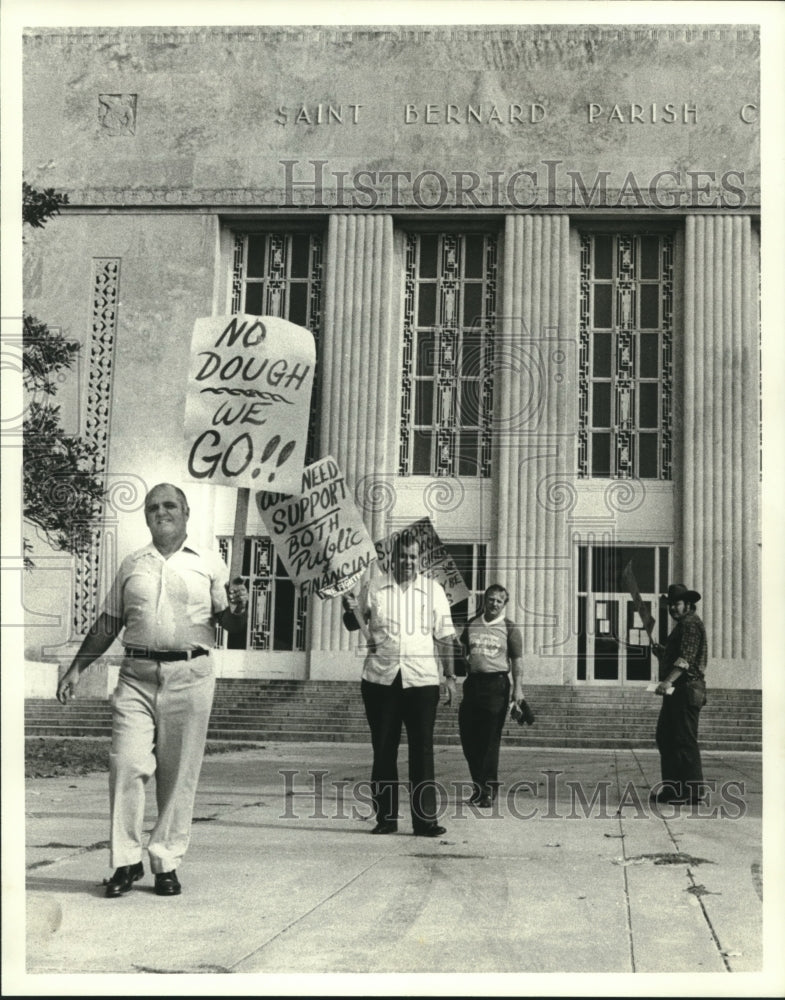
top-left (56, 483), bottom-right (248, 897)
top-left (342, 529), bottom-right (458, 838)
top-left (650, 583), bottom-right (708, 805)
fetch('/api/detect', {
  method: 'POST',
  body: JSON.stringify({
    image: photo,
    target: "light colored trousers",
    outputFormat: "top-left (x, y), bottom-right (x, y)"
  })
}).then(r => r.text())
top-left (109, 654), bottom-right (215, 872)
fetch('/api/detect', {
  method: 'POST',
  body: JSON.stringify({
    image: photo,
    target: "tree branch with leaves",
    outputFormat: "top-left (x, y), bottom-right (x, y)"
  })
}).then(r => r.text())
top-left (23, 183), bottom-right (106, 567)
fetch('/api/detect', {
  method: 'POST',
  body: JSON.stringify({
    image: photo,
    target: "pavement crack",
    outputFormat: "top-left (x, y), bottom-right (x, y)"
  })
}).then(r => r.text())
top-left (686, 884), bottom-right (721, 898)
top-left (660, 804), bottom-right (732, 972)
top-left (133, 963), bottom-right (234, 974)
top-left (27, 839), bottom-right (109, 870)
top-left (614, 852), bottom-right (714, 867)
top-left (613, 751), bottom-right (636, 973)
top-left (227, 853), bottom-right (391, 971)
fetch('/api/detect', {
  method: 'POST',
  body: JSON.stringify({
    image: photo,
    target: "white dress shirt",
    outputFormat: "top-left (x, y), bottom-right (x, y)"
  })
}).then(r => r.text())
top-left (358, 570), bottom-right (455, 688)
top-left (103, 539), bottom-right (228, 651)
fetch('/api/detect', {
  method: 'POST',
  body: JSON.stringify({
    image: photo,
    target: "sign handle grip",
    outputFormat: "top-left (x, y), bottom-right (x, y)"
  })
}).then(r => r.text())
top-left (230, 487), bottom-right (250, 583)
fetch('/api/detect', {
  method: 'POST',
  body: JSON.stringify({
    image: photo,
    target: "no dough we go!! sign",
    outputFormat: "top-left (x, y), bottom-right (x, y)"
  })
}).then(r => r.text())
top-left (183, 314), bottom-right (315, 494)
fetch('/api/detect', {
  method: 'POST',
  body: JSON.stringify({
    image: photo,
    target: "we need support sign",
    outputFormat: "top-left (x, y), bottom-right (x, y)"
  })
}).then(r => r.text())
top-left (184, 314), bottom-right (315, 494)
top-left (256, 457), bottom-right (377, 599)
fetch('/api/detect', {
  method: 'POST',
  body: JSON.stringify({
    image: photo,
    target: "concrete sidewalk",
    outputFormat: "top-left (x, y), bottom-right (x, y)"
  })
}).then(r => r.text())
top-left (12, 742), bottom-right (776, 992)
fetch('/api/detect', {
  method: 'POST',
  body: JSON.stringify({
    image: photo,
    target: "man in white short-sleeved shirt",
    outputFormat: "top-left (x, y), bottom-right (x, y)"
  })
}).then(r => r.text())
top-left (343, 530), bottom-right (458, 837)
top-left (57, 483), bottom-right (248, 898)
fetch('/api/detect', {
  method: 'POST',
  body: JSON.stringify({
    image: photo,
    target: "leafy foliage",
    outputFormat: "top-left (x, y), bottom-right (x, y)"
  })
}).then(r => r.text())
top-left (22, 181), bottom-right (69, 229)
top-left (24, 400), bottom-right (106, 554)
top-left (23, 314), bottom-right (80, 395)
top-left (23, 184), bottom-right (105, 565)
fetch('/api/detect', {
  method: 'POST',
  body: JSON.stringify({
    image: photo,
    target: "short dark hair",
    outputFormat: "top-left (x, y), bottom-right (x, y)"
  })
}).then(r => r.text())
top-left (392, 528), bottom-right (419, 558)
top-left (146, 483), bottom-right (189, 512)
top-left (485, 584), bottom-right (509, 602)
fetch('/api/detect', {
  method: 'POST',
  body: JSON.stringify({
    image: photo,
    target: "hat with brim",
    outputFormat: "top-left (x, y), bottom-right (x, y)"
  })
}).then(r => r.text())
top-left (665, 583), bottom-right (701, 604)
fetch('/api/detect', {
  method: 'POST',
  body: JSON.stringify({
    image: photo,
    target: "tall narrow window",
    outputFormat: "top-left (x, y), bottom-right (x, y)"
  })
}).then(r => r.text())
top-left (578, 233), bottom-right (673, 479)
top-left (230, 232), bottom-right (323, 649)
top-left (399, 233), bottom-right (497, 477)
top-left (231, 231), bottom-right (323, 463)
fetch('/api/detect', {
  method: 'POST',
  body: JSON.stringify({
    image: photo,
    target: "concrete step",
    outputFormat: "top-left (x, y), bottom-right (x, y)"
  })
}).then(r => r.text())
top-left (24, 681), bottom-right (761, 750)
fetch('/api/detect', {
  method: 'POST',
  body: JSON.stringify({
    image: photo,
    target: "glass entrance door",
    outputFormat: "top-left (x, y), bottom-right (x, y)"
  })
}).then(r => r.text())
top-left (590, 594), bottom-right (655, 683)
top-left (577, 544), bottom-right (669, 685)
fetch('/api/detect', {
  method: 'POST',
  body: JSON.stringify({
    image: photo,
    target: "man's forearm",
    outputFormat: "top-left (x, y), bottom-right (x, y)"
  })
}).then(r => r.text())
top-left (510, 656), bottom-right (524, 697)
top-left (436, 638), bottom-right (457, 678)
top-left (67, 613), bottom-right (122, 675)
top-left (662, 666), bottom-right (685, 685)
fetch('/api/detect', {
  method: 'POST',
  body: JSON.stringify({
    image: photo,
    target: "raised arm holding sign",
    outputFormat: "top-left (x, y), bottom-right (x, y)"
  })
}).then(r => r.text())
top-left (341, 527), bottom-right (459, 839)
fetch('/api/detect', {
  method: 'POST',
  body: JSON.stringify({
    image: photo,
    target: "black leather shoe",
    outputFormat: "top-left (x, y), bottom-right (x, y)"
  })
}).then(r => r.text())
top-left (414, 824), bottom-right (447, 838)
top-left (371, 820), bottom-right (398, 834)
top-left (154, 870), bottom-right (181, 896)
top-left (478, 793), bottom-right (494, 808)
top-left (104, 861), bottom-right (144, 898)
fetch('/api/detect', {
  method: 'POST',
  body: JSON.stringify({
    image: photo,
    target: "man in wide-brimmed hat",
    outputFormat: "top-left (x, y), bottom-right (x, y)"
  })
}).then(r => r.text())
top-left (650, 583), bottom-right (708, 804)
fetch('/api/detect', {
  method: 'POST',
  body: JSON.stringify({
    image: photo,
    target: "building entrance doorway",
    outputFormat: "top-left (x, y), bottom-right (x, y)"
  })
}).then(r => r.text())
top-left (577, 544), bottom-right (670, 685)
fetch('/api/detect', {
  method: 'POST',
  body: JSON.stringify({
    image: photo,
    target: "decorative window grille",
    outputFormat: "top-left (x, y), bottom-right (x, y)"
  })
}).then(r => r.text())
top-left (216, 536), bottom-right (307, 651)
top-left (229, 231), bottom-right (323, 648)
top-left (399, 233), bottom-right (497, 477)
top-left (73, 258), bottom-right (120, 634)
top-left (231, 231), bottom-right (323, 464)
top-left (578, 234), bottom-right (673, 479)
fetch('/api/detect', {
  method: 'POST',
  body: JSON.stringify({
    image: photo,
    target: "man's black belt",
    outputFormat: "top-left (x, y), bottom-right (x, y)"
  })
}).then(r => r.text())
top-left (123, 647), bottom-right (209, 662)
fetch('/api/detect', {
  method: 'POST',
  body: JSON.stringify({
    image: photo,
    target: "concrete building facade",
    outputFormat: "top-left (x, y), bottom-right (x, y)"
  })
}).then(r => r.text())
top-left (21, 24), bottom-right (761, 693)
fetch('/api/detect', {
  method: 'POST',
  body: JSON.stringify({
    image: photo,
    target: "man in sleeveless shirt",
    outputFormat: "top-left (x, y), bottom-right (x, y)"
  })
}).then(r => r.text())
top-left (458, 584), bottom-right (524, 808)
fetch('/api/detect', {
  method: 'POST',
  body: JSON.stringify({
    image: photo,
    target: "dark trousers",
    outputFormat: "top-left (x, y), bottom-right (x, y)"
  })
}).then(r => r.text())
top-left (361, 673), bottom-right (440, 831)
top-left (458, 672), bottom-right (510, 798)
top-left (655, 680), bottom-right (706, 797)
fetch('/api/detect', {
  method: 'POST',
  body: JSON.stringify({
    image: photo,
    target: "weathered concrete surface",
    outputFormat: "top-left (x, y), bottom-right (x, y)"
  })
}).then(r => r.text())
top-left (10, 743), bottom-right (780, 994)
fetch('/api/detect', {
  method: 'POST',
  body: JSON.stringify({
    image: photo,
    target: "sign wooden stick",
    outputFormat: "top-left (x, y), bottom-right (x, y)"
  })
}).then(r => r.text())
top-left (230, 486), bottom-right (250, 584)
top-left (622, 560), bottom-right (656, 638)
top-left (348, 591), bottom-right (371, 642)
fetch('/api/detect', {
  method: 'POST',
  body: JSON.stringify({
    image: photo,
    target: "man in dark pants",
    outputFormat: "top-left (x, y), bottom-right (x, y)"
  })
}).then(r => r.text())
top-left (342, 530), bottom-right (457, 837)
top-left (458, 585), bottom-right (524, 807)
top-left (651, 582), bottom-right (708, 805)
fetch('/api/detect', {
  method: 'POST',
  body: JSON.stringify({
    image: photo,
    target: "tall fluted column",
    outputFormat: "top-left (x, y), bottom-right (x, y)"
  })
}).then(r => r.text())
top-left (307, 214), bottom-right (397, 657)
top-left (683, 216), bottom-right (759, 661)
top-left (494, 215), bottom-right (573, 664)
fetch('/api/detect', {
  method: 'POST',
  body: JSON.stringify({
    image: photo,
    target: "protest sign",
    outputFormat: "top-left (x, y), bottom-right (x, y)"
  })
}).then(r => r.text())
top-left (256, 456), bottom-right (377, 599)
top-left (374, 518), bottom-right (470, 606)
top-left (184, 314), bottom-right (314, 494)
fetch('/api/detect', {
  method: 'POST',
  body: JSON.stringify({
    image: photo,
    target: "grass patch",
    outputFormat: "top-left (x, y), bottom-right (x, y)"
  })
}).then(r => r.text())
top-left (24, 737), bottom-right (261, 779)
